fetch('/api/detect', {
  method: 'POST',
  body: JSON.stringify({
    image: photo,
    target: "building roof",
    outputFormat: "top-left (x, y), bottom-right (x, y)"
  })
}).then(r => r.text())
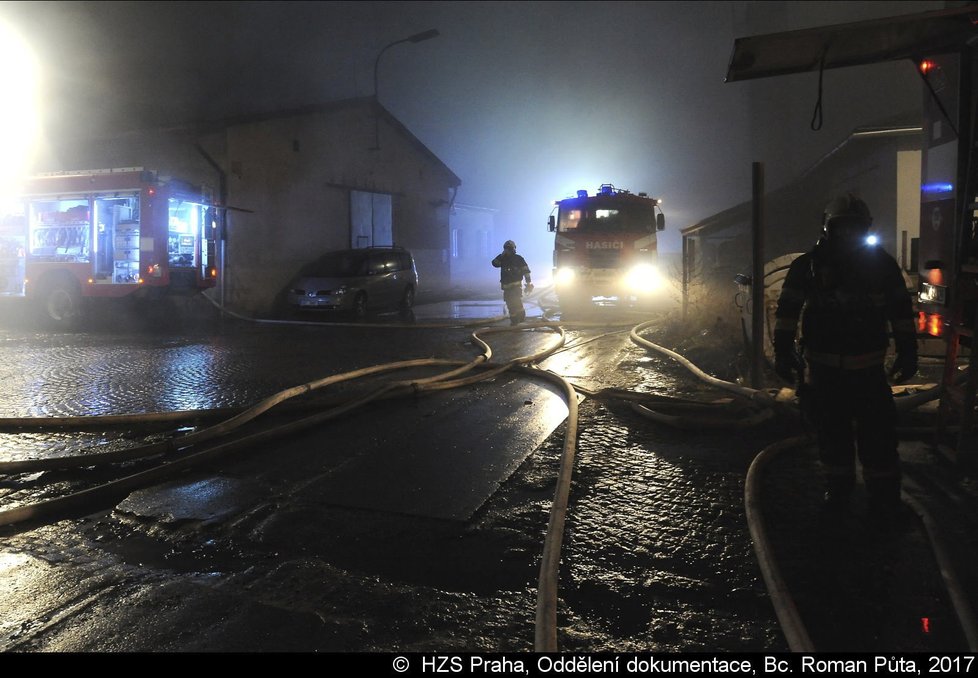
top-left (217, 98), bottom-right (462, 188)
top-left (91, 97), bottom-right (462, 189)
top-left (681, 124), bottom-right (921, 238)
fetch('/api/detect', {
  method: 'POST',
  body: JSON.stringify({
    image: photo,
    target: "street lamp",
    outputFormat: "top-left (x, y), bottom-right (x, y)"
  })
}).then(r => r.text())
top-left (371, 28), bottom-right (440, 150)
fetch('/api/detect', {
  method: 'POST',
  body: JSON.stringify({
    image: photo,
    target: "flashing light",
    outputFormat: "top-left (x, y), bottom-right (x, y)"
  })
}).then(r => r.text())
top-left (576, 190), bottom-right (588, 198)
top-left (624, 263), bottom-right (662, 292)
top-left (554, 267), bottom-right (576, 286)
top-left (928, 268), bottom-right (945, 285)
top-left (599, 185), bottom-right (614, 196)
top-left (919, 59), bottom-right (936, 74)
top-left (148, 187), bottom-right (156, 197)
top-left (917, 311), bottom-right (927, 333)
top-left (87, 277), bottom-right (94, 284)
top-left (922, 182), bottom-right (953, 193)
top-left (209, 267), bottom-right (217, 278)
top-left (865, 234), bottom-right (878, 246)
top-left (927, 313), bottom-right (944, 337)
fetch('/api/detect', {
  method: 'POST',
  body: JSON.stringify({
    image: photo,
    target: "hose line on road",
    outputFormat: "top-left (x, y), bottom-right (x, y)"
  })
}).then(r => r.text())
top-left (0, 315), bottom-right (581, 652)
top-left (901, 478), bottom-right (978, 651)
top-left (2, 304), bottom-right (962, 654)
top-left (627, 322), bottom-right (975, 651)
top-left (741, 431), bottom-right (978, 652)
top-left (0, 324), bottom-right (566, 526)
top-left (743, 435), bottom-right (817, 652)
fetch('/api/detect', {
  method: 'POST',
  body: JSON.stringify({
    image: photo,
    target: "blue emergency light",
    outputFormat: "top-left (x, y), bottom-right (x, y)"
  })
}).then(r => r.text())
top-left (577, 190), bottom-right (588, 198)
top-left (922, 182), bottom-right (953, 194)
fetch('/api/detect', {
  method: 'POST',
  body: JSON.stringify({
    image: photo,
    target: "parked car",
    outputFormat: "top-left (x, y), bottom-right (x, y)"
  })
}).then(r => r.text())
top-left (286, 247), bottom-right (418, 318)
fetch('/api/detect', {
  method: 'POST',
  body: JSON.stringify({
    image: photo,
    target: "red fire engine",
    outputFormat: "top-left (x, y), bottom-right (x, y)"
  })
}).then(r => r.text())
top-left (0, 167), bottom-right (218, 326)
top-left (548, 184), bottom-right (666, 309)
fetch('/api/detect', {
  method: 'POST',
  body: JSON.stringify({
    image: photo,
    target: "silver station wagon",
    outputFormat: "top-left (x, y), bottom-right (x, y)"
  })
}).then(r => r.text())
top-left (286, 247), bottom-right (418, 318)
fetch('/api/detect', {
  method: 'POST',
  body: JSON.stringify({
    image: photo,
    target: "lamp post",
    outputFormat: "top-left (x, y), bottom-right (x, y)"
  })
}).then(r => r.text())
top-left (371, 28), bottom-right (440, 150)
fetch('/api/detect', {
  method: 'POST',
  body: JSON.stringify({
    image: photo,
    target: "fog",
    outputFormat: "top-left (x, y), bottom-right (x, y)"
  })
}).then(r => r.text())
top-left (0, 1), bottom-right (943, 274)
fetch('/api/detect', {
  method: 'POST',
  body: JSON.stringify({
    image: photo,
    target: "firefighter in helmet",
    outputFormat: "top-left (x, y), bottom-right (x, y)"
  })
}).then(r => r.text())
top-left (773, 194), bottom-right (917, 517)
top-left (492, 240), bottom-right (533, 325)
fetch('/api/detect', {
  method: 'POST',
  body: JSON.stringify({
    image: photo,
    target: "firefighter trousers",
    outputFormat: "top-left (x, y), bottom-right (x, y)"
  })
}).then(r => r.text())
top-left (807, 363), bottom-right (901, 505)
top-left (503, 285), bottom-right (525, 325)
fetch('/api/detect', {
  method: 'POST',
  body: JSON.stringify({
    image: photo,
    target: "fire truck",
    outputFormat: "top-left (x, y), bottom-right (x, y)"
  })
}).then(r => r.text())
top-left (547, 184), bottom-right (666, 309)
top-left (0, 167), bottom-right (218, 326)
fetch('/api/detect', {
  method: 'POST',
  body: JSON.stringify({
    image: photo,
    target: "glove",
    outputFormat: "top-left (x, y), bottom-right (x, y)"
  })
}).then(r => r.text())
top-left (524, 283), bottom-right (534, 294)
top-left (889, 351), bottom-right (918, 384)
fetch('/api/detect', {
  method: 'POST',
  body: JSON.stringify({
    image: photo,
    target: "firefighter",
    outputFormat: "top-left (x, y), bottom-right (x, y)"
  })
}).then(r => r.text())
top-left (491, 240), bottom-right (533, 325)
top-left (773, 194), bottom-right (917, 517)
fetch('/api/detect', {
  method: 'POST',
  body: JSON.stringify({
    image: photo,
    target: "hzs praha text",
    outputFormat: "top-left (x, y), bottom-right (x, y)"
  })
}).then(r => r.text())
top-left (415, 655), bottom-right (977, 675)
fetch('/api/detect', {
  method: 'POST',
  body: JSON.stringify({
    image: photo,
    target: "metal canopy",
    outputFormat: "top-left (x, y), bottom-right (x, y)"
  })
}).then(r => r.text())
top-left (726, 5), bottom-right (978, 82)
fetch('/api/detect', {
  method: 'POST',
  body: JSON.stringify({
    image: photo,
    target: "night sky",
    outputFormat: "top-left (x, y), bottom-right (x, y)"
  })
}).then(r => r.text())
top-left (0, 1), bottom-right (943, 267)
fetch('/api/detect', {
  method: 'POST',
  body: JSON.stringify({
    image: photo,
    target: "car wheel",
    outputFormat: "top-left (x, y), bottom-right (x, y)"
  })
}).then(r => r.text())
top-left (353, 292), bottom-right (367, 319)
top-left (400, 286), bottom-right (415, 310)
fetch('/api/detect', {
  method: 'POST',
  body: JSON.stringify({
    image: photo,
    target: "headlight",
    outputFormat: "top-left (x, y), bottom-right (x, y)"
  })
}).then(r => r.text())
top-left (555, 267), bottom-right (576, 286)
top-left (624, 263), bottom-right (662, 292)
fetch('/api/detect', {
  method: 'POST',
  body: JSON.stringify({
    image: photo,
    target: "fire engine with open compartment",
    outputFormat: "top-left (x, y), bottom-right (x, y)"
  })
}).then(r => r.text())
top-left (0, 167), bottom-right (219, 326)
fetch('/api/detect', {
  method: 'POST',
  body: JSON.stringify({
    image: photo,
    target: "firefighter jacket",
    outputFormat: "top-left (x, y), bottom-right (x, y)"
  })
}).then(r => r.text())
top-left (774, 239), bottom-right (917, 369)
top-left (492, 251), bottom-right (531, 289)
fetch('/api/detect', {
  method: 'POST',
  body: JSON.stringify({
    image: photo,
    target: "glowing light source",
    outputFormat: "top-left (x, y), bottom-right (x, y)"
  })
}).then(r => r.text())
top-left (865, 234), bottom-right (878, 246)
top-left (922, 182), bottom-right (953, 193)
top-left (0, 21), bottom-right (40, 194)
top-left (554, 267), bottom-right (576, 286)
top-left (624, 263), bottom-right (662, 292)
top-left (919, 59), bottom-right (936, 74)
top-left (927, 313), bottom-right (944, 337)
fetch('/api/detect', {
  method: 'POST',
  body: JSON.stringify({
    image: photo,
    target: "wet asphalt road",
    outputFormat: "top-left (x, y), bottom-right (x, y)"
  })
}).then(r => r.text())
top-left (0, 294), bottom-right (972, 653)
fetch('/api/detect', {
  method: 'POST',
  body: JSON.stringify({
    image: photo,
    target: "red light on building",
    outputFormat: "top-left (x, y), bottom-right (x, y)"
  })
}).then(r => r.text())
top-left (922, 617), bottom-right (931, 634)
